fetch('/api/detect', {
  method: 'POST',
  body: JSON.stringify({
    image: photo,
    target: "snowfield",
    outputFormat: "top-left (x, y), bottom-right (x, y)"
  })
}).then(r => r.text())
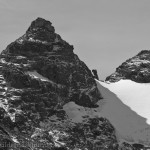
top-left (100, 80), bottom-right (150, 125)
top-left (97, 80), bottom-right (150, 145)
top-left (64, 80), bottom-right (150, 145)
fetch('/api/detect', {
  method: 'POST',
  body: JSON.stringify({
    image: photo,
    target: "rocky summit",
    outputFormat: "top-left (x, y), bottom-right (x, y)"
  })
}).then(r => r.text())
top-left (106, 50), bottom-right (150, 83)
top-left (0, 18), bottom-right (122, 150)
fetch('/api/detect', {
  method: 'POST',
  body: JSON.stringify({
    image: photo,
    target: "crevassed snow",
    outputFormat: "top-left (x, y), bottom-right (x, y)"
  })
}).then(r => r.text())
top-left (100, 80), bottom-right (150, 124)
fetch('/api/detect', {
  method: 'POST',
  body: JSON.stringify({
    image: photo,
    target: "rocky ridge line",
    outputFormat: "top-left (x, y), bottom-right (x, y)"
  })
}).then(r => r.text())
top-left (106, 50), bottom-right (150, 83)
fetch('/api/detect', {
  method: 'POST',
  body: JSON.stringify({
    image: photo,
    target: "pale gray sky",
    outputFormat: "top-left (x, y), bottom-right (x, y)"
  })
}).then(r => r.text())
top-left (0, 0), bottom-right (150, 79)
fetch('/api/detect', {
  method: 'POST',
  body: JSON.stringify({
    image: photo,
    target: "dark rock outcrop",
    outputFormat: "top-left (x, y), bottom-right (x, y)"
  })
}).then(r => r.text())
top-left (106, 50), bottom-right (150, 83)
top-left (92, 69), bottom-right (99, 80)
top-left (119, 142), bottom-right (135, 150)
top-left (0, 18), bottom-right (119, 150)
top-left (132, 143), bottom-right (144, 150)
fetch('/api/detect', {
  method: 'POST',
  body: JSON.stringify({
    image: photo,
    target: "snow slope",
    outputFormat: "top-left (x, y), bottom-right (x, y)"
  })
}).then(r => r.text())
top-left (100, 80), bottom-right (150, 124)
top-left (64, 80), bottom-right (150, 145)
top-left (96, 80), bottom-right (150, 145)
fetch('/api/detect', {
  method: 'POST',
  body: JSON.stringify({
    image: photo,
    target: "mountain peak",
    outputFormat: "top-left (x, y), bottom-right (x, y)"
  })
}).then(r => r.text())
top-left (27, 17), bottom-right (53, 32)
top-left (106, 50), bottom-right (150, 83)
top-left (137, 50), bottom-right (150, 56)
top-left (34, 17), bottom-right (52, 24)
top-left (0, 18), bottom-right (144, 150)
top-left (3, 17), bottom-right (74, 55)
top-left (25, 17), bottom-right (55, 42)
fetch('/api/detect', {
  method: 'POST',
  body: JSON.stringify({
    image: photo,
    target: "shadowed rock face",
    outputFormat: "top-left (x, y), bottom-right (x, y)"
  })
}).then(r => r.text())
top-left (92, 69), bottom-right (99, 80)
top-left (106, 50), bottom-right (150, 83)
top-left (0, 18), bottom-right (120, 150)
top-left (2, 17), bottom-right (101, 108)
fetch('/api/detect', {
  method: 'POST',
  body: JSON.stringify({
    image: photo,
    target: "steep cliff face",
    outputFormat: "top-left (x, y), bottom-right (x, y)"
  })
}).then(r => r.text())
top-left (106, 50), bottom-right (150, 83)
top-left (2, 17), bottom-right (101, 108)
top-left (0, 18), bottom-right (120, 150)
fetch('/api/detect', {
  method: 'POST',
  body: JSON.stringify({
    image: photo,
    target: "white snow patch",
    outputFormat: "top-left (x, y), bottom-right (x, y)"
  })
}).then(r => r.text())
top-left (16, 56), bottom-right (26, 59)
top-left (11, 136), bottom-right (19, 143)
top-left (27, 71), bottom-right (50, 82)
top-left (27, 71), bottom-right (63, 88)
top-left (17, 38), bottom-right (24, 44)
top-left (28, 37), bottom-right (49, 44)
top-left (23, 64), bottom-right (30, 67)
top-left (49, 130), bottom-right (68, 147)
top-left (13, 63), bottom-right (20, 67)
top-left (0, 58), bottom-right (7, 64)
top-left (0, 58), bottom-right (19, 67)
top-left (8, 112), bottom-right (15, 122)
